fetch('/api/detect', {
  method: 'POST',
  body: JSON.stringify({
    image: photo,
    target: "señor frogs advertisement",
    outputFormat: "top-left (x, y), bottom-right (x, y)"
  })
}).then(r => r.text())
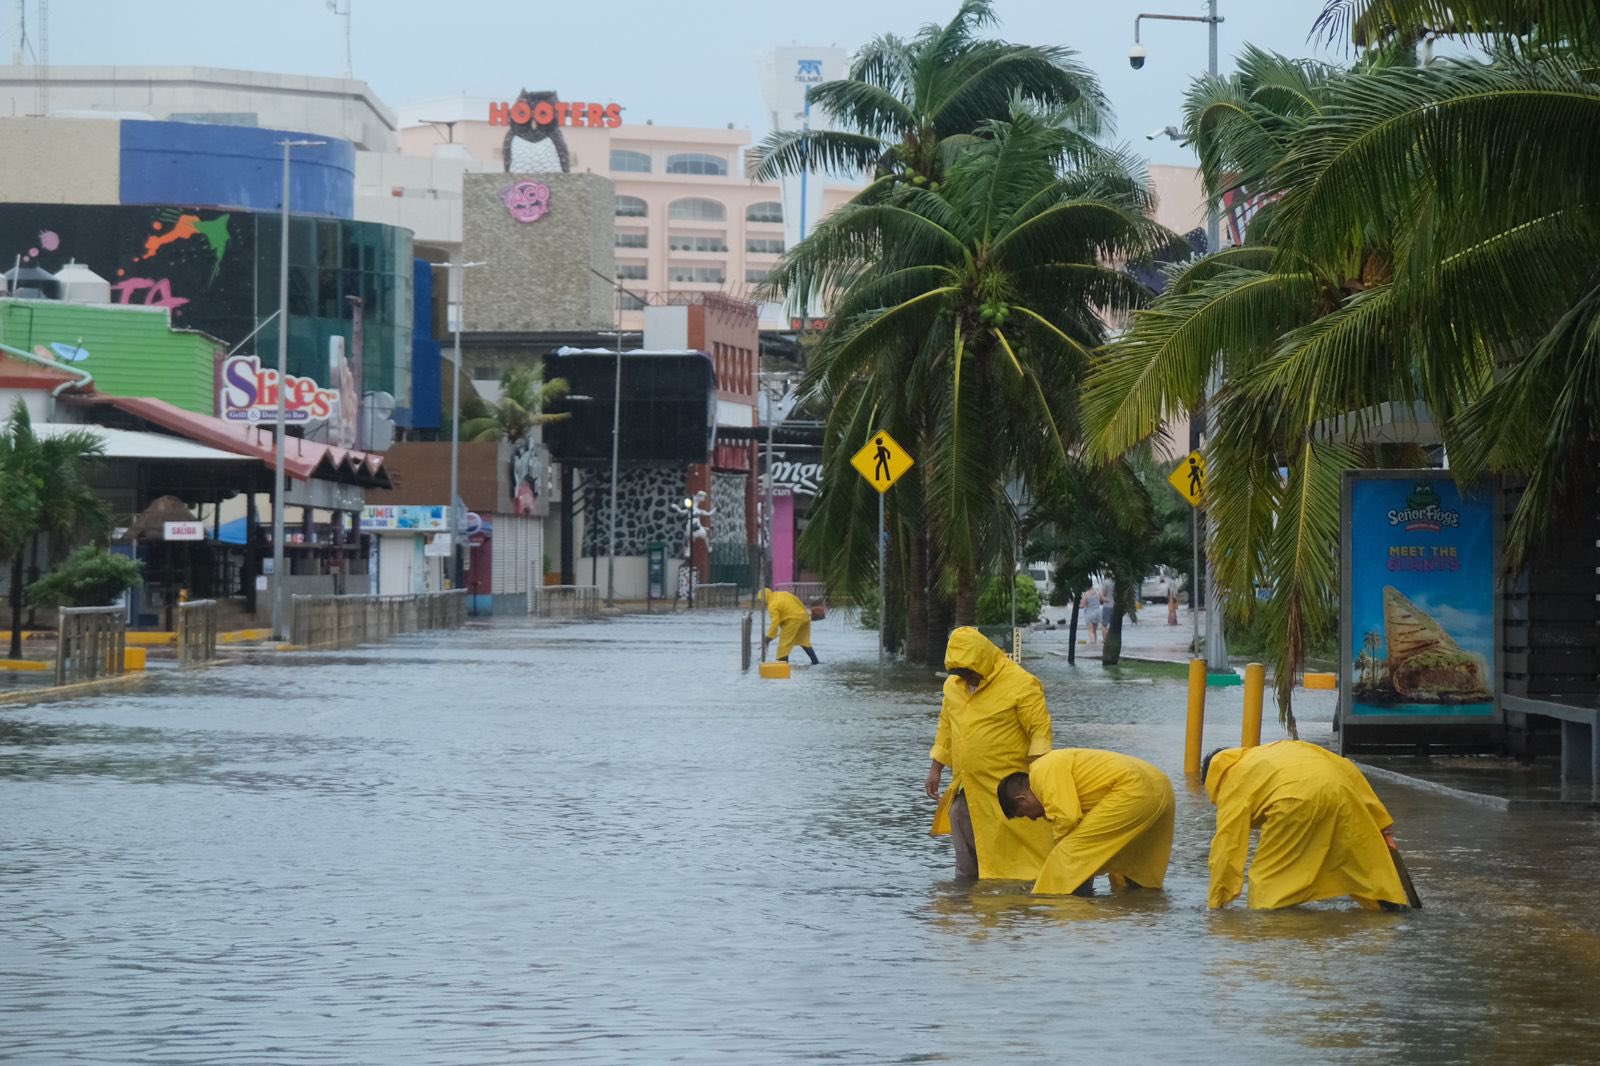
top-left (1346, 475), bottom-right (1496, 719)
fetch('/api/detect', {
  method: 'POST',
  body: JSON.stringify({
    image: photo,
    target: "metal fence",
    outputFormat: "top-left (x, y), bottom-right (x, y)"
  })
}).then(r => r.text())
top-left (694, 583), bottom-right (740, 609)
top-left (290, 590), bottom-right (468, 649)
top-left (529, 584), bottom-right (601, 618)
top-left (176, 599), bottom-right (219, 669)
top-left (56, 605), bottom-right (126, 685)
top-left (776, 581), bottom-right (828, 604)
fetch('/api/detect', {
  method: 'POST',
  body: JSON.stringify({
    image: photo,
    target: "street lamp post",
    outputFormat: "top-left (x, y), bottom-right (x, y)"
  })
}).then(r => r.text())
top-left (1133, 2), bottom-right (1229, 672)
top-left (271, 138), bottom-right (325, 643)
top-left (431, 260), bottom-right (485, 601)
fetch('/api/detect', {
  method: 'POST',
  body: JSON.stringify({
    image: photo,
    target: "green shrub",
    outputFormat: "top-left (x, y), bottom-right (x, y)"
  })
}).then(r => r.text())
top-left (976, 572), bottom-right (1041, 626)
top-left (26, 547), bottom-right (142, 608)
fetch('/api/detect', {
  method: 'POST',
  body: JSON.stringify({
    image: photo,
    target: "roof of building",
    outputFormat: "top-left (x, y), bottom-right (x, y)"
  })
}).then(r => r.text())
top-left (34, 422), bottom-right (255, 463)
top-left (0, 349), bottom-right (85, 389)
top-left (67, 395), bottom-right (393, 488)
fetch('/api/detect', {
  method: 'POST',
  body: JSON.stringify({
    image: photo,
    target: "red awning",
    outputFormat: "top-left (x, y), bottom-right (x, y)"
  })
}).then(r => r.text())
top-left (68, 395), bottom-right (392, 488)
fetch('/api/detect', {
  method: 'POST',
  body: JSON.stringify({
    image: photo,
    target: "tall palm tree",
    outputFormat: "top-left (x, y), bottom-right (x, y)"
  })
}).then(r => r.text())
top-left (0, 400), bottom-right (107, 657)
top-left (754, 0), bottom-right (1106, 193)
top-left (460, 365), bottom-right (569, 445)
top-left (774, 108), bottom-right (1170, 625)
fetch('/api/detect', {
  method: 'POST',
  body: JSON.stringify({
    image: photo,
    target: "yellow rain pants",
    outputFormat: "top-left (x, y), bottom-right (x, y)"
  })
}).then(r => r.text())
top-left (1027, 748), bottom-right (1175, 895)
top-left (761, 588), bottom-right (812, 659)
top-left (1206, 740), bottom-right (1407, 910)
top-left (929, 627), bottom-right (1054, 880)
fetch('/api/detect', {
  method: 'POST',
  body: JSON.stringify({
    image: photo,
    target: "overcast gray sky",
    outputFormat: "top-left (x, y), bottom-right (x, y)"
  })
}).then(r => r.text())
top-left (10, 0), bottom-right (1345, 165)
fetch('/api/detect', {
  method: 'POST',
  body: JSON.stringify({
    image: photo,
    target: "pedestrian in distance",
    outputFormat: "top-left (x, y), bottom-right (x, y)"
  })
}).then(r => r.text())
top-left (1166, 573), bottom-right (1180, 626)
top-left (997, 748), bottom-right (1175, 896)
top-left (1202, 740), bottom-right (1410, 911)
top-left (1081, 586), bottom-right (1100, 644)
top-left (926, 627), bottom-right (1054, 880)
top-left (1099, 576), bottom-right (1117, 632)
top-left (759, 588), bottom-right (819, 664)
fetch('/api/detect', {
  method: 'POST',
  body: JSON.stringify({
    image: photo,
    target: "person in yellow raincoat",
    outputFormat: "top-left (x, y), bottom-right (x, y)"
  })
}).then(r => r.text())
top-left (759, 588), bottom-right (818, 664)
top-left (996, 748), bottom-right (1174, 896)
top-left (1203, 740), bottom-right (1408, 910)
top-left (925, 627), bottom-right (1054, 879)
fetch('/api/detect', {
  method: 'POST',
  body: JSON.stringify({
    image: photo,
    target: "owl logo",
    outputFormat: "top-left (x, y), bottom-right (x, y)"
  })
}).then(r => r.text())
top-left (501, 180), bottom-right (552, 224)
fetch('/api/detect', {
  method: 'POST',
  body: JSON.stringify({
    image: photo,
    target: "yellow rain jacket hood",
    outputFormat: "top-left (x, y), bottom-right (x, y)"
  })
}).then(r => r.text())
top-left (1027, 749), bottom-right (1175, 895)
top-left (1205, 740), bottom-right (1406, 910)
top-left (930, 627), bottom-right (1054, 879)
top-left (760, 588), bottom-right (811, 658)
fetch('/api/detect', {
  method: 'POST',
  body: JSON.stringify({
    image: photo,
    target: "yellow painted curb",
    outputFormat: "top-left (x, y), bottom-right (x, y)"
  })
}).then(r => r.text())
top-left (1303, 672), bottom-right (1337, 690)
top-left (758, 661), bottom-right (791, 679)
top-left (0, 671), bottom-right (147, 707)
top-left (219, 629), bottom-right (273, 644)
top-left (123, 647), bottom-right (147, 672)
top-left (0, 659), bottom-right (49, 671)
top-left (125, 632), bottom-right (177, 646)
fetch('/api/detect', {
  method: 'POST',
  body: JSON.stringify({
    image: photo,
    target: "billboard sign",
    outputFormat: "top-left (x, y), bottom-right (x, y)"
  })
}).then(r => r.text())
top-left (220, 354), bottom-right (338, 423)
top-left (360, 505), bottom-right (449, 532)
top-left (163, 521), bottom-right (205, 541)
top-left (1341, 471), bottom-right (1499, 725)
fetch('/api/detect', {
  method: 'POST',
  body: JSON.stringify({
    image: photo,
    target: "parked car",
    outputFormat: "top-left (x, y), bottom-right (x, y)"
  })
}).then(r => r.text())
top-left (1023, 561), bottom-right (1053, 600)
top-left (1140, 567), bottom-right (1182, 602)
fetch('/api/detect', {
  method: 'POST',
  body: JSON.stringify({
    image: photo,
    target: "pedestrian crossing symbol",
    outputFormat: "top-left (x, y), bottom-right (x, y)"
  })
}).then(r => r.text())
top-left (850, 430), bottom-right (914, 493)
top-left (1169, 450), bottom-right (1206, 507)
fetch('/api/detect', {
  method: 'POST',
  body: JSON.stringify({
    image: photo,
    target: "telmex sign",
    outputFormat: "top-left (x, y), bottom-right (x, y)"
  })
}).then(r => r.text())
top-left (219, 354), bottom-right (339, 423)
top-left (488, 98), bottom-right (623, 129)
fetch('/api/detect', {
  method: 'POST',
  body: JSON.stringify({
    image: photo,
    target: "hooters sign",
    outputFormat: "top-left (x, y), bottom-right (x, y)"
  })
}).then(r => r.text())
top-left (489, 97), bottom-right (622, 129)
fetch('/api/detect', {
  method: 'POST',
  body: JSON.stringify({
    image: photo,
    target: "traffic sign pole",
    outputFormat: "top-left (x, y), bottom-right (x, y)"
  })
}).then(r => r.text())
top-left (878, 491), bottom-right (886, 672)
top-left (849, 429), bottom-right (913, 675)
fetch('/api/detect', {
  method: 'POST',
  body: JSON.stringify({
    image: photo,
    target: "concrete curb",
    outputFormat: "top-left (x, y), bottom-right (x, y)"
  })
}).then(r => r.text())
top-left (0, 671), bottom-right (148, 708)
top-left (1355, 759), bottom-right (1600, 812)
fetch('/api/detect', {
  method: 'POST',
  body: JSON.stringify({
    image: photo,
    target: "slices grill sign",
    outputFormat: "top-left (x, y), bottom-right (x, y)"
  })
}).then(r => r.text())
top-left (219, 355), bottom-right (338, 423)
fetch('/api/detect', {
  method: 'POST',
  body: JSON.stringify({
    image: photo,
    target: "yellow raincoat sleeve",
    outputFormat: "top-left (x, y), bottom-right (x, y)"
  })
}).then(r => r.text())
top-left (1033, 758), bottom-right (1083, 840)
top-left (1015, 675), bottom-right (1053, 758)
top-left (1207, 793), bottom-right (1252, 909)
top-left (929, 684), bottom-right (954, 767)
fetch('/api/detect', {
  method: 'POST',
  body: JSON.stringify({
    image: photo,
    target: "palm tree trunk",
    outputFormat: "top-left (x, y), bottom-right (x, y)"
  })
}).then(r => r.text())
top-left (905, 524), bottom-right (928, 664)
top-left (9, 554), bottom-right (23, 659)
top-left (954, 567), bottom-right (977, 627)
top-left (1102, 570), bottom-right (1133, 666)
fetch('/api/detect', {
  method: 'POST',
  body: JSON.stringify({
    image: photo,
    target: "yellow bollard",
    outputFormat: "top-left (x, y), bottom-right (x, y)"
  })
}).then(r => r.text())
top-left (123, 646), bottom-right (147, 672)
top-left (1242, 662), bottom-right (1265, 747)
top-left (1184, 658), bottom-right (1207, 775)
top-left (758, 661), bottom-right (791, 680)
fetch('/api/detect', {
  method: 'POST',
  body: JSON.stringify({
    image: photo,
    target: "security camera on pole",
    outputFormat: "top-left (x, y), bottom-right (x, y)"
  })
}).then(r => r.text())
top-left (1131, 1), bottom-right (1229, 673)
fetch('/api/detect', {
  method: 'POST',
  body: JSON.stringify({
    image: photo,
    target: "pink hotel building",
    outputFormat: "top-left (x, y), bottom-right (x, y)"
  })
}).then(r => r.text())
top-left (394, 98), bottom-right (859, 332)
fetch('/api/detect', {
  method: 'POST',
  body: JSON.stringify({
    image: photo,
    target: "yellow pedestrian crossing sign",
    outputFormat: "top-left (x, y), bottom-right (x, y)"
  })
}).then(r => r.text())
top-left (1169, 450), bottom-right (1206, 507)
top-left (851, 430), bottom-right (914, 493)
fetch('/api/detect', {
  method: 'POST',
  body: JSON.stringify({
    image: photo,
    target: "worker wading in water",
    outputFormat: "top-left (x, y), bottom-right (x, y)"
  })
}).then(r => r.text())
top-left (759, 588), bottom-right (819, 664)
top-left (997, 748), bottom-right (1175, 896)
top-left (926, 627), bottom-right (1054, 879)
top-left (1203, 740), bottom-right (1409, 910)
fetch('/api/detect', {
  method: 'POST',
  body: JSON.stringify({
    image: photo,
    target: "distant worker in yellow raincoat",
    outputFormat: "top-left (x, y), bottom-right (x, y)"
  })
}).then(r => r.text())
top-left (760, 588), bottom-right (819, 664)
top-left (1203, 740), bottom-right (1408, 910)
top-left (926, 627), bottom-right (1054, 879)
top-left (997, 748), bottom-right (1174, 896)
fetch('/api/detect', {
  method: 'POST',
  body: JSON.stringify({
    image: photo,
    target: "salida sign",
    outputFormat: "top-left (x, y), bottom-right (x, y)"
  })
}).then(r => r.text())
top-left (488, 98), bottom-right (622, 129)
top-left (219, 354), bottom-right (338, 423)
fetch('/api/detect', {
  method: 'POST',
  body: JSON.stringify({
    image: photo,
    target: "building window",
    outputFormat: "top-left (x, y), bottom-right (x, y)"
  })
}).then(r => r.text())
top-left (615, 232), bottom-right (648, 248)
top-left (617, 264), bottom-right (648, 280)
top-left (619, 292), bottom-right (646, 310)
top-left (615, 195), bottom-right (648, 218)
top-left (666, 152), bottom-right (728, 176)
top-left (668, 235), bottom-right (729, 253)
top-left (668, 198), bottom-right (726, 222)
top-left (746, 201), bottom-right (783, 223)
top-left (746, 269), bottom-right (772, 284)
top-left (611, 149), bottom-right (651, 173)
top-left (746, 238), bottom-right (785, 255)
top-left (668, 266), bottom-right (726, 284)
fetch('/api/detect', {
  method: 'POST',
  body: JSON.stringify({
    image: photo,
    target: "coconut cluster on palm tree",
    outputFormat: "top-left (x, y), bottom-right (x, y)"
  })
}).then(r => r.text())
top-left (759, 2), bottom-right (1176, 662)
top-left (1083, 3), bottom-right (1600, 726)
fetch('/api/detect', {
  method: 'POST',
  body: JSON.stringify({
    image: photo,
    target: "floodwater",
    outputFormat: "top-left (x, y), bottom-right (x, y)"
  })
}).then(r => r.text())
top-left (3, 612), bottom-right (1600, 1064)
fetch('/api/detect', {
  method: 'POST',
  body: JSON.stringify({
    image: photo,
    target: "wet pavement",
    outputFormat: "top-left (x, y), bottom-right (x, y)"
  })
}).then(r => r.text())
top-left (3, 610), bottom-right (1600, 1063)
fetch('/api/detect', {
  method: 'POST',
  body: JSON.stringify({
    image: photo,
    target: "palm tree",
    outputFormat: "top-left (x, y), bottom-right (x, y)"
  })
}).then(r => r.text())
top-left (460, 365), bottom-right (569, 445)
top-left (775, 107), bottom-right (1170, 627)
top-left (0, 400), bottom-right (107, 657)
top-left (754, 0), bottom-right (1107, 194)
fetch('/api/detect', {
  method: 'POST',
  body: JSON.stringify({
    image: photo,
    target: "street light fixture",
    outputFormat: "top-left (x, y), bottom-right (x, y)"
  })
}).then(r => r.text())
top-left (1132, 2), bottom-right (1229, 672)
top-left (430, 259), bottom-right (486, 600)
top-left (271, 138), bottom-right (326, 643)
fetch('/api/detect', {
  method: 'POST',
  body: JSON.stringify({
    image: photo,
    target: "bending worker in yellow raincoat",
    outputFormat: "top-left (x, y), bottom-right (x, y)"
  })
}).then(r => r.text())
top-left (925, 627), bottom-right (1054, 879)
top-left (760, 588), bottom-right (819, 664)
top-left (997, 748), bottom-right (1175, 896)
top-left (1203, 740), bottom-right (1408, 910)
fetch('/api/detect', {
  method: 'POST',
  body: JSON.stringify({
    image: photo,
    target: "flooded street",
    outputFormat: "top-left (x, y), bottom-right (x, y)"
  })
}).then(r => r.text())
top-left (4, 611), bottom-right (1600, 1063)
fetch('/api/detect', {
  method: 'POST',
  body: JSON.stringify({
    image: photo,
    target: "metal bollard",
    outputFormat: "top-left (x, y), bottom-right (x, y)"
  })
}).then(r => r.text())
top-left (1184, 658), bottom-right (1207, 775)
top-left (740, 612), bottom-right (753, 671)
top-left (1242, 662), bottom-right (1266, 747)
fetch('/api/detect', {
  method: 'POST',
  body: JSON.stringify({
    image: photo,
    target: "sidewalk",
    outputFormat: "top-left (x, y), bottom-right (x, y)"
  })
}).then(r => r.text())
top-left (1031, 600), bottom-right (1202, 665)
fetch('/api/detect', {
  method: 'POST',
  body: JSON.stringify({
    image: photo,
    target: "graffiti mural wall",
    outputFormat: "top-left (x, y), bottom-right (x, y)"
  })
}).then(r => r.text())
top-left (0, 204), bottom-right (415, 424)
